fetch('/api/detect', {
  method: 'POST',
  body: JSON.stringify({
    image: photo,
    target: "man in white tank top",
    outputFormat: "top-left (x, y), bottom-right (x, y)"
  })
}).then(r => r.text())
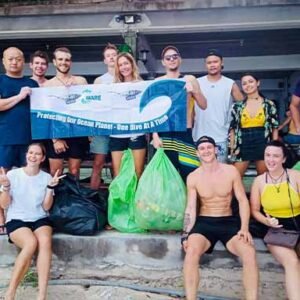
top-left (193, 49), bottom-right (243, 162)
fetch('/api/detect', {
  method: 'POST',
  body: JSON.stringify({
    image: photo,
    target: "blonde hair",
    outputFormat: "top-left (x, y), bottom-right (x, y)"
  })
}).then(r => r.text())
top-left (103, 43), bottom-right (118, 57)
top-left (114, 52), bottom-right (141, 83)
top-left (53, 47), bottom-right (72, 59)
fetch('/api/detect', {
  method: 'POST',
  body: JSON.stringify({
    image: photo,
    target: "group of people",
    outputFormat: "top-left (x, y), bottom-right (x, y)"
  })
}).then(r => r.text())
top-left (0, 42), bottom-right (299, 300)
top-left (182, 137), bottom-right (300, 300)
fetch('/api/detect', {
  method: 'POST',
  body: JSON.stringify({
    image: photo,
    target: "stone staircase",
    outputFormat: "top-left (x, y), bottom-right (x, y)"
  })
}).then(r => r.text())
top-left (0, 231), bottom-right (285, 299)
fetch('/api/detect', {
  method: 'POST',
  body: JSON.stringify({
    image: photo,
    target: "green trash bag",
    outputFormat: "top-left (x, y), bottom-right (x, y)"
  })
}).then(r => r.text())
top-left (135, 148), bottom-right (187, 231)
top-left (292, 161), bottom-right (300, 171)
top-left (108, 149), bottom-right (144, 233)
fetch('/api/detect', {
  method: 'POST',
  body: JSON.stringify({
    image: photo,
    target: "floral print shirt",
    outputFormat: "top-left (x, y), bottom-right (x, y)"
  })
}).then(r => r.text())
top-left (229, 98), bottom-right (279, 162)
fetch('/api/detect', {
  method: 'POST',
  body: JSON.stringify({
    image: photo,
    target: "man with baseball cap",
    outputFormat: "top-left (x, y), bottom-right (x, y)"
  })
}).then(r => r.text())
top-left (193, 49), bottom-right (243, 163)
top-left (182, 135), bottom-right (258, 300)
top-left (152, 45), bottom-right (207, 182)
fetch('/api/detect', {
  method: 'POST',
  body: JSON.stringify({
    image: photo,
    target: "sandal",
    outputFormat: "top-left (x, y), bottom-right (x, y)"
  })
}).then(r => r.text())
top-left (0, 224), bottom-right (6, 235)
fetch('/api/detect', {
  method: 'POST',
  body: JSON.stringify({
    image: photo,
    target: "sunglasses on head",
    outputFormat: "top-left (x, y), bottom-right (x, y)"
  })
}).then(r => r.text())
top-left (164, 53), bottom-right (180, 61)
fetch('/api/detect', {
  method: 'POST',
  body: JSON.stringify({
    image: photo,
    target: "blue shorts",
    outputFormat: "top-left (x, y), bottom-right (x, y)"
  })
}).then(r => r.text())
top-left (109, 135), bottom-right (147, 152)
top-left (284, 133), bottom-right (300, 145)
top-left (90, 135), bottom-right (110, 155)
top-left (6, 217), bottom-right (52, 244)
top-left (0, 144), bottom-right (28, 169)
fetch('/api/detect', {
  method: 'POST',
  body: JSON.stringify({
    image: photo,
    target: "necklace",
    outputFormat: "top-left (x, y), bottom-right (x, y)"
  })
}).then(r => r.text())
top-left (55, 76), bottom-right (73, 87)
top-left (247, 96), bottom-right (260, 101)
top-left (268, 170), bottom-right (285, 193)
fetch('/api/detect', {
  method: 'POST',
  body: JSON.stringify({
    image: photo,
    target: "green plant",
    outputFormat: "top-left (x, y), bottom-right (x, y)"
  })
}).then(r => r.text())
top-left (21, 269), bottom-right (38, 288)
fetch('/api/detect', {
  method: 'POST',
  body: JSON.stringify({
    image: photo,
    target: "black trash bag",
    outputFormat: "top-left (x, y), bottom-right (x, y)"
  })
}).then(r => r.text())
top-left (49, 173), bottom-right (108, 235)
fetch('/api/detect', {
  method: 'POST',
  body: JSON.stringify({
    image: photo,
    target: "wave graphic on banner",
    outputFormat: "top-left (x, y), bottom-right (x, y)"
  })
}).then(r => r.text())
top-left (31, 79), bottom-right (187, 139)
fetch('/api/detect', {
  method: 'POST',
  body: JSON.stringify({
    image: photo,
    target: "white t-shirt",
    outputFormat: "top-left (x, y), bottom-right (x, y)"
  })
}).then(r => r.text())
top-left (94, 72), bottom-right (114, 84)
top-left (6, 168), bottom-right (52, 222)
top-left (193, 75), bottom-right (234, 143)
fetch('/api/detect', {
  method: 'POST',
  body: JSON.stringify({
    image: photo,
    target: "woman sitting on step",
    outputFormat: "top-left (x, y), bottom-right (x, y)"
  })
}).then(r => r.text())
top-left (251, 140), bottom-right (300, 300)
top-left (0, 143), bottom-right (62, 300)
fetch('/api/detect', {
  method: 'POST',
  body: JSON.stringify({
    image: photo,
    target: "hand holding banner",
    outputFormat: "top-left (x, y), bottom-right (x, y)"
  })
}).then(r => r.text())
top-left (30, 79), bottom-right (187, 139)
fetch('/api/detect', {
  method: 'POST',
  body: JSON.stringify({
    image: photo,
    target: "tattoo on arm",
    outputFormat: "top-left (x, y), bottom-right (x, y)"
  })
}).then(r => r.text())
top-left (183, 213), bottom-right (191, 232)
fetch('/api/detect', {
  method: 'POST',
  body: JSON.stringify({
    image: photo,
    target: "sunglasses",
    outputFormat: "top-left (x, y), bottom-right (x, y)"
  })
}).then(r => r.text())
top-left (164, 54), bottom-right (180, 61)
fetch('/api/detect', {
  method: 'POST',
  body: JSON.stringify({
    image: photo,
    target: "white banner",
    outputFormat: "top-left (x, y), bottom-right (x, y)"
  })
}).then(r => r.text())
top-left (30, 79), bottom-right (187, 139)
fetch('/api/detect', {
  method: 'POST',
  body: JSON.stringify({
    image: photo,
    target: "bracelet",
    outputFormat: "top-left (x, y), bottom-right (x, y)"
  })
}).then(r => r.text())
top-left (47, 185), bottom-right (55, 190)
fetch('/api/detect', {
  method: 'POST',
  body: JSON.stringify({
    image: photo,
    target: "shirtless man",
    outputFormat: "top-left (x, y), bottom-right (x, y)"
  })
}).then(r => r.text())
top-left (90, 43), bottom-right (118, 189)
top-left (289, 79), bottom-right (300, 134)
top-left (182, 135), bottom-right (258, 300)
top-left (44, 47), bottom-right (89, 176)
top-left (152, 45), bottom-right (207, 182)
top-left (30, 50), bottom-right (49, 86)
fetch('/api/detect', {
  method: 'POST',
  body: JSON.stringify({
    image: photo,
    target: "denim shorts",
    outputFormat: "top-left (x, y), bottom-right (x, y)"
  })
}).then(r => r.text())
top-left (216, 141), bottom-right (229, 163)
top-left (90, 135), bottom-right (110, 155)
top-left (109, 135), bottom-right (147, 152)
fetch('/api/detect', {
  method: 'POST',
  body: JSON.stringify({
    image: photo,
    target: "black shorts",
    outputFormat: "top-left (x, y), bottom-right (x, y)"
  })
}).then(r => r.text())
top-left (109, 135), bottom-right (147, 152)
top-left (46, 137), bottom-right (89, 159)
top-left (6, 217), bottom-right (52, 243)
top-left (189, 216), bottom-right (240, 253)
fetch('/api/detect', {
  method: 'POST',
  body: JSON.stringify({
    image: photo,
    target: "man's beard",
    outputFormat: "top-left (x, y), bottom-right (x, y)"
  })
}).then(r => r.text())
top-left (56, 66), bottom-right (70, 74)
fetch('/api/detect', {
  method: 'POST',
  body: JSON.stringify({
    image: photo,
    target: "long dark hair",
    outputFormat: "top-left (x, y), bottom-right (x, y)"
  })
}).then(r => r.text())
top-left (241, 72), bottom-right (266, 99)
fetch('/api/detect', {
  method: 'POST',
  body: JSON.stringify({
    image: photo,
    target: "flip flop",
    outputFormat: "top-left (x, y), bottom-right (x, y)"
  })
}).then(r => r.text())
top-left (0, 224), bottom-right (6, 235)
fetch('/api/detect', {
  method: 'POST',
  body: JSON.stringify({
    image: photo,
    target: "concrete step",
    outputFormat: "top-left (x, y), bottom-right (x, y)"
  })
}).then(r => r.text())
top-left (0, 231), bottom-right (285, 299)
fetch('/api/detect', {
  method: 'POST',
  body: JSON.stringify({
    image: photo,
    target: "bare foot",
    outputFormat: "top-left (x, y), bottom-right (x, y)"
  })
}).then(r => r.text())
top-left (105, 224), bottom-right (113, 230)
top-left (4, 291), bottom-right (15, 300)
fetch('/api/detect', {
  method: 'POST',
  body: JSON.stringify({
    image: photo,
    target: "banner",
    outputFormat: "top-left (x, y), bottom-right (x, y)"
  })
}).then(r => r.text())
top-left (30, 79), bottom-right (187, 139)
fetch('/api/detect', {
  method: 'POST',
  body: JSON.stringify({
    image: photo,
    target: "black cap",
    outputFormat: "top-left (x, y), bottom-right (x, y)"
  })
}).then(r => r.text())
top-left (161, 45), bottom-right (180, 59)
top-left (205, 49), bottom-right (223, 60)
top-left (195, 136), bottom-right (216, 148)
